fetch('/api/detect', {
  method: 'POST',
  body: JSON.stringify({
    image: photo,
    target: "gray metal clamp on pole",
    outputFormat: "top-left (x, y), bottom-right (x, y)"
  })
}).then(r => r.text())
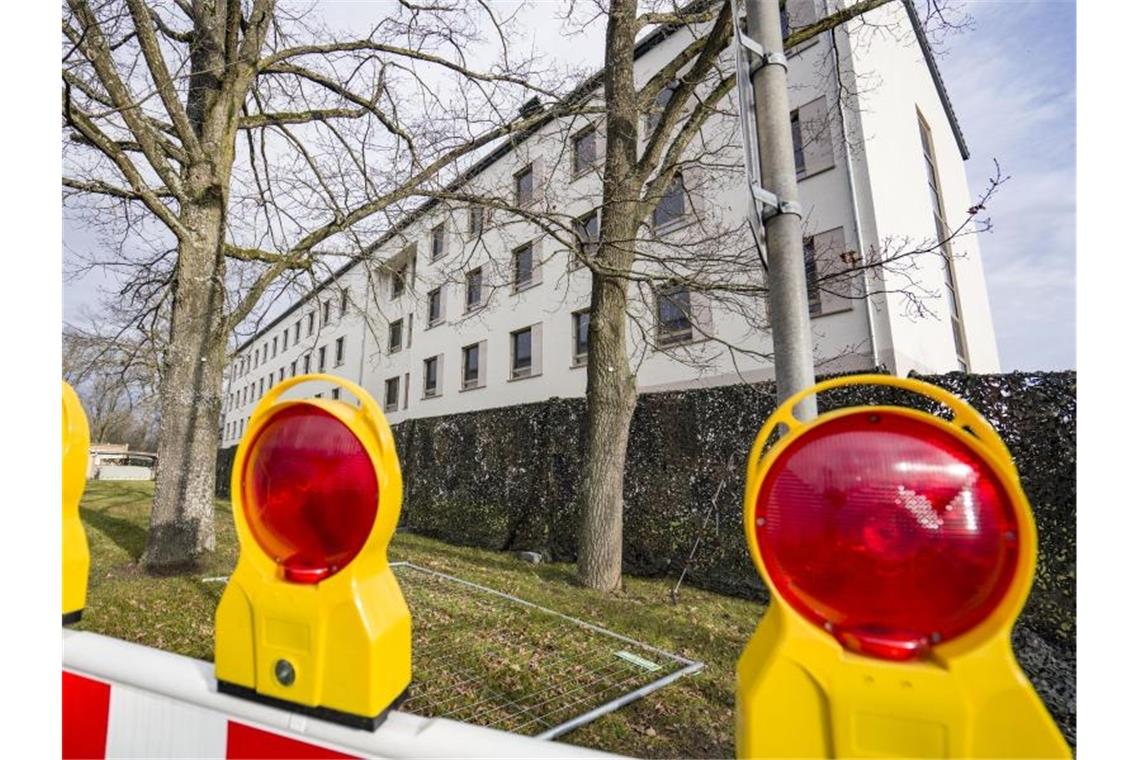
top-left (737, 0), bottom-right (818, 420)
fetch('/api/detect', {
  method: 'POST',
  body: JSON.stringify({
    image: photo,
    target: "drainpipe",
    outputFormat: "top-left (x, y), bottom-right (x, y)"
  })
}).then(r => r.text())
top-left (830, 25), bottom-right (880, 369)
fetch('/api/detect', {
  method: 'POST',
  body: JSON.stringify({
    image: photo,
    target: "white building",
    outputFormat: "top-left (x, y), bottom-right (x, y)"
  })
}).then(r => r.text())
top-left (219, 0), bottom-right (999, 446)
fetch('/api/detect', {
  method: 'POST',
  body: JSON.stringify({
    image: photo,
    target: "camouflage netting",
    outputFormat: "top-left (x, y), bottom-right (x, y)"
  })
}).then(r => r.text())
top-left (215, 370), bottom-right (1076, 744)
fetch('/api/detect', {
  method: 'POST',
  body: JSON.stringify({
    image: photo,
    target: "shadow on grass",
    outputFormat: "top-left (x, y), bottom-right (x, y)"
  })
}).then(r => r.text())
top-left (81, 506), bottom-right (148, 561)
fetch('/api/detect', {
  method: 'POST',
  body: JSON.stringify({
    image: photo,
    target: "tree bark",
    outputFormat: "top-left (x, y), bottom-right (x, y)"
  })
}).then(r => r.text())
top-left (141, 0), bottom-right (256, 570)
top-left (576, 0), bottom-right (640, 591)
top-left (142, 204), bottom-right (228, 569)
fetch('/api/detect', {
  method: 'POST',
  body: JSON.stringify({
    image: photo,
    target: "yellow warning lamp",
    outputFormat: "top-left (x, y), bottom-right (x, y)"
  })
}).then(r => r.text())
top-left (215, 373), bottom-right (411, 729)
top-left (63, 381), bottom-right (91, 625)
top-left (736, 374), bottom-right (1069, 758)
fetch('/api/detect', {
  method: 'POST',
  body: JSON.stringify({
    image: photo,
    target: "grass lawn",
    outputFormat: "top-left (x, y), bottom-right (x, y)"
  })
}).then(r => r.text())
top-left (74, 480), bottom-right (762, 758)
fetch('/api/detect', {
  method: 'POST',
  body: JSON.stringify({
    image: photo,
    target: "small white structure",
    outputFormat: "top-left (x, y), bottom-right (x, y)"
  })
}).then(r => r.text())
top-left (89, 447), bottom-right (157, 481)
top-left (219, 0), bottom-right (1000, 446)
top-left (87, 444), bottom-right (128, 479)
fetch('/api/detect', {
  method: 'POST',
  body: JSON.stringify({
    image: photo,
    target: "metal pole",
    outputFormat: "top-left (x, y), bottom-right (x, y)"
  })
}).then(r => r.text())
top-left (744, 0), bottom-right (818, 419)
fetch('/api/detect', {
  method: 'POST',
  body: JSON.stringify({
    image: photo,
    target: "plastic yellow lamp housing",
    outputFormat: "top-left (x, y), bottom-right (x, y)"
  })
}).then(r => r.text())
top-left (736, 374), bottom-right (1069, 759)
top-left (63, 381), bottom-right (91, 625)
top-left (215, 374), bottom-right (411, 729)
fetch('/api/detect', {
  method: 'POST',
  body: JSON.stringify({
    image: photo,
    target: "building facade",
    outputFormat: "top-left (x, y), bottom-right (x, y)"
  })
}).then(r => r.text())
top-left (218, 0), bottom-right (999, 446)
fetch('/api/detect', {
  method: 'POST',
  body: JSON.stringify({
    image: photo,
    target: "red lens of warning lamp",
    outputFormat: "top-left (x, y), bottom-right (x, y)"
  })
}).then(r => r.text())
top-left (243, 405), bottom-right (379, 584)
top-left (755, 410), bottom-right (1019, 661)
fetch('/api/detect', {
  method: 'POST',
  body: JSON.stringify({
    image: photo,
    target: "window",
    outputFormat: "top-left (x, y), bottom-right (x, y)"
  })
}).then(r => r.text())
top-left (290, 360), bottom-right (297, 377)
top-left (511, 327), bottom-right (533, 379)
top-left (653, 172), bottom-right (687, 230)
top-left (294, 321), bottom-right (301, 342)
top-left (318, 346), bottom-right (326, 371)
top-left (782, 0), bottom-right (820, 53)
top-left (468, 206), bottom-right (484, 236)
top-left (572, 310), bottom-right (590, 366)
top-left (267, 374), bottom-right (274, 390)
top-left (384, 377), bottom-right (400, 412)
top-left (431, 223), bottom-right (445, 260)
top-left (513, 243), bottom-right (534, 290)
top-left (335, 337), bottom-right (345, 366)
top-left (331, 388), bottom-right (340, 400)
top-left (303, 353), bottom-right (311, 373)
top-left (315, 393), bottom-right (322, 399)
top-left (278, 367), bottom-right (284, 382)
top-left (340, 289), bottom-right (349, 316)
top-left (573, 127), bottom-right (597, 175)
top-left (572, 209), bottom-right (600, 269)
top-left (259, 378), bottom-right (264, 396)
top-left (423, 355), bottom-right (441, 398)
top-left (427, 287), bottom-right (443, 326)
top-left (388, 319), bottom-right (403, 353)
top-left (262, 344), bottom-right (268, 362)
top-left (391, 265), bottom-right (406, 299)
top-left (803, 236), bottom-right (823, 317)
top-left (790, 97), bottom-right (833, 178)
top-left (282, 329), bottom-right (288, 351)
top-left (461, 343), bottom-right (482, 390)
top-left (919, 112), bottom-right (968, 370)
top-left (790, 110), bottom-right (806, 177)
top-left (307, 311), bottom-right (315, 336)
top-left (272, 336), bottom-right (278, 357)
top-left (515, 163), bottom-right (534, 206)
top-left (322, 300), bottom-right (331, 324)
top-left (465, 267), bottom-right (483, 311)
top-left (646, 81), bottom-right (677, 136)
top-left (253, 351), bottom-right (258, 369)
top-left (657, 285), bottom-right (693, 344)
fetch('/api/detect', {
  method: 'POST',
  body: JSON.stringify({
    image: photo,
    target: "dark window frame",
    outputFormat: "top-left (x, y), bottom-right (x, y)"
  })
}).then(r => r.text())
top-left (427, 286), bottom-right (443, 325)
top-left (461, 343), bottom-right (481, 390)
top-left (431, 223), bottom-right (446, 260)
top-left (513, 242), bottom-right (535, 291)
top-left (384, 376), bottom-right (400, 411)
top-left (388, 318), bottom-right (404, 353)
top-left (652, 172), bottom-right (687, 231)
top-left (465, 267), bottom-right (484, 311)
top-left (510, 326), bottom-right (533, 379)
top-left (423, 355), bottom-right (440, 397)
top-left (573, 127), bottom-right (597, 175)
top-left (572, 309), bottom-right (590, 366)
top-left (656, 284), bottom-right (694, 345)
top-left (515, 163), bottom-right (535, 206)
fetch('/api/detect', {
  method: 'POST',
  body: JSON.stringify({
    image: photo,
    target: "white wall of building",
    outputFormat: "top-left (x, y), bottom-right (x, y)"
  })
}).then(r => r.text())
top-left (218, 1), bottom-right (999, 445)
top-left (846, 1), bottom-right (1001, 374)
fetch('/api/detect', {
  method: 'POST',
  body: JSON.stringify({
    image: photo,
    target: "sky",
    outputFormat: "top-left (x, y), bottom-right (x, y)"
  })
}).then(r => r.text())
top-left (63, 0), bottom-right (1077, 371)
top-left (939, 1), bottom-right (1076, 371)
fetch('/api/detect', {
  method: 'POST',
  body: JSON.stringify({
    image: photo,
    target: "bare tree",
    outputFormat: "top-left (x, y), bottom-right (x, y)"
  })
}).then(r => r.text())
top-left (62, 0), bottom-right (566, 570)
top-left (379, 0), bottom-right (994, 590)
top-left (64, 316), bottom-right (162, 450)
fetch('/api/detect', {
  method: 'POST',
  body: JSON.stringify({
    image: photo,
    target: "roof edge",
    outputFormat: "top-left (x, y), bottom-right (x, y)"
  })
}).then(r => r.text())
top-left (903, 0), bottom-right (969, 160)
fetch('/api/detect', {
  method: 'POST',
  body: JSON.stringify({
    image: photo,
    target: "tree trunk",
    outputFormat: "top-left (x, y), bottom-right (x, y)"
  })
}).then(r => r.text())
top-left (577, 0), bottom-right (640, 591)
top-left (142, 196), bottom-right (229, 570)
top-left (577, 273), bottom-right (638, 590)
top-left (141, 0), bottom-right (251, 571)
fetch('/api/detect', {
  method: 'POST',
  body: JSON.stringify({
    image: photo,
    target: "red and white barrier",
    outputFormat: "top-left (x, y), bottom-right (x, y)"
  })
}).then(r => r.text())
top-left (64, 630), bottom-right (617, 759)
